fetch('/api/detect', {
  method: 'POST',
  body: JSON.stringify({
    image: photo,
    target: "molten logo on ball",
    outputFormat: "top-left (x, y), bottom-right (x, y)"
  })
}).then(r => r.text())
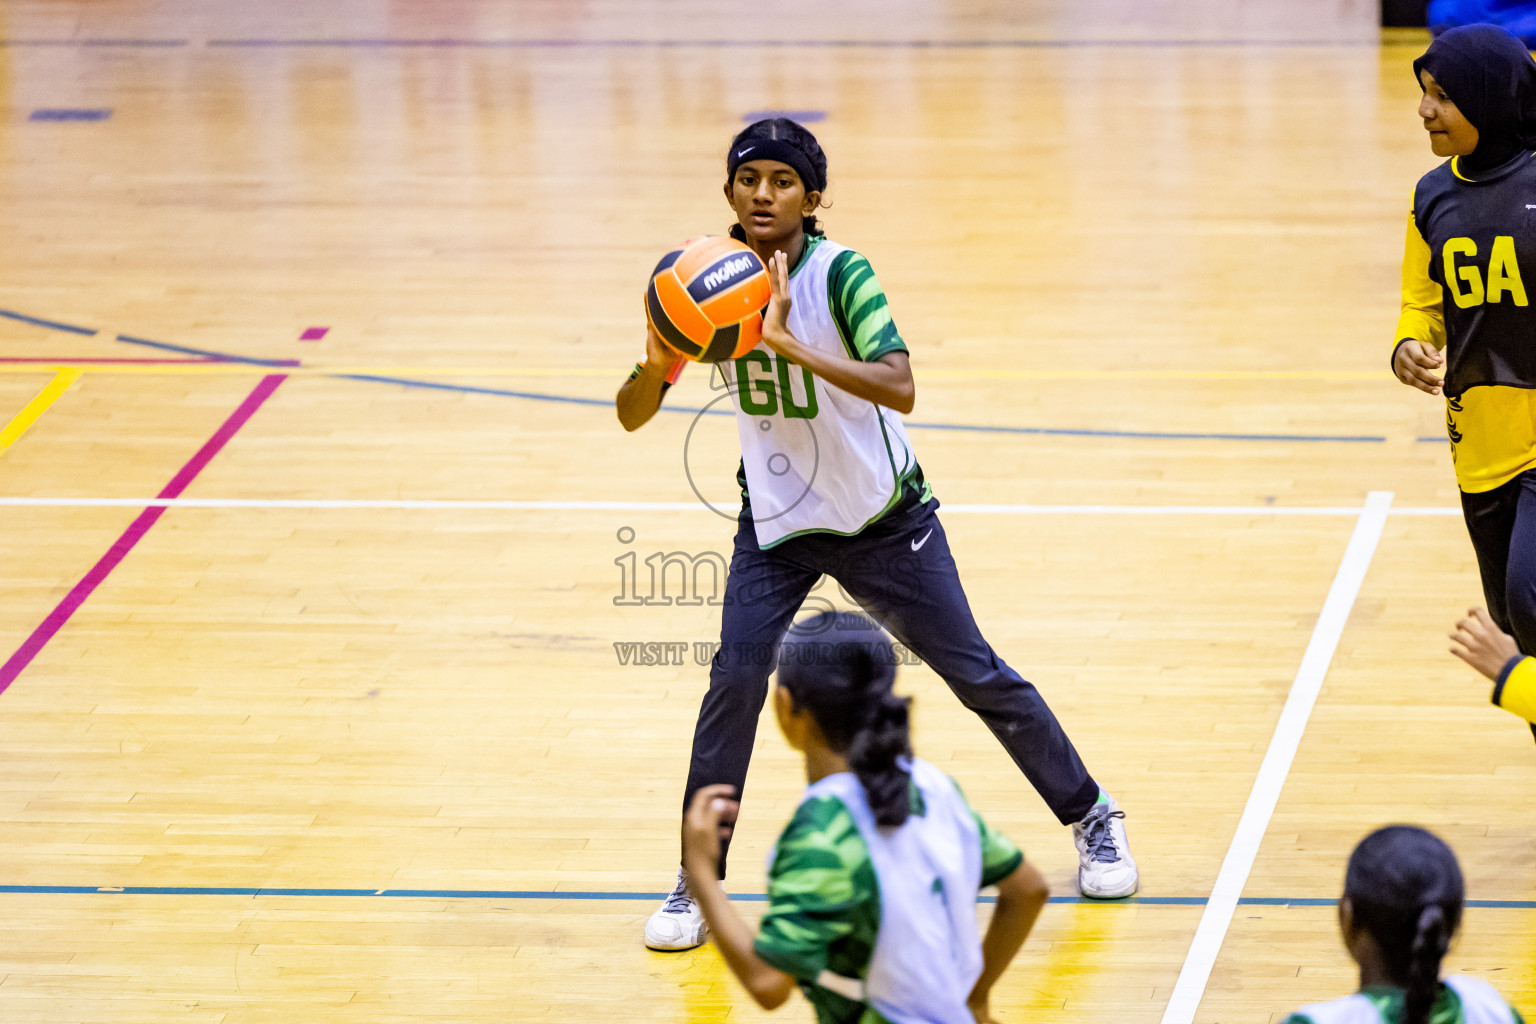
top-left (645, 236), bottom-right (771, 364)
top-left (699, 255), bottom-right (756, 292)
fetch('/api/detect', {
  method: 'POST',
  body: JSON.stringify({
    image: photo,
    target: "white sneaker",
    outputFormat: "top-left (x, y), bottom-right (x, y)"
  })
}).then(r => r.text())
top-left (644, 869), bottom-right (710, 951)
top-left (1073, 798), bottom-right (1139, 899)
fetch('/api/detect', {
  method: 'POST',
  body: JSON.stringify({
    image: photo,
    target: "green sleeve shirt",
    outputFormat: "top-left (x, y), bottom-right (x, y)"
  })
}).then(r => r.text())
top-left (753, 778), bottom-right (1024, 1024)
top-left (827, 248), bottom-right (908, 363)
top-left (1284, 984), bottom-right (1526, 1024)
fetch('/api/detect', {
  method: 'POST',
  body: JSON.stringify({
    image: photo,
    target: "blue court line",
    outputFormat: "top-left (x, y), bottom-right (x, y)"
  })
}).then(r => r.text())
top-left (0, 39), bottom-right (188, 47)
top-left (30, 109), bottom-right (111, 122)
top-left (745, 109), bottom-right (827, 124)
top-left (903, 419), bottom-right (1384, 443)
top-left (0, 309), bottom-right (292, 365)
top-left (115, 334), bottom-right (300, 368)
top-left (0, 885), bottom-right (1529, 909)
top-left (204, 38), bottom-right (1381, 49)
top-left (1237, 898), bottom-right (1536, 910)
top-left (0, 306), bottom-right (1397, 443)
top-left (0, 308), bottom-right (97, 336)
top-left (334, 373), bottom-right (629, 409)
top-left (345, 373), bottom-right (1385, 443)
top-left (0, 310), bottom-right (1395, 444)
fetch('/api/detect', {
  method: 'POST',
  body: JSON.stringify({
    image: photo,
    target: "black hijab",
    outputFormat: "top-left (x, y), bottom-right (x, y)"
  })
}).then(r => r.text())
top-left (1414, 24), bottom-right (1536, 173)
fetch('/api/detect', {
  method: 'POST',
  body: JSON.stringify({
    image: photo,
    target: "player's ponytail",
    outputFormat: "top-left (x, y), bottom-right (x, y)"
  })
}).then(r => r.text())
top-left (725, 117), bottom-right (829, 241)
top-left (777, 611), bottom-right (913, 829)
top-left (1405, 905), bottom-right (1452, 1024)
top-left (1342, 826), bottom-right (1464, 1024)
top-left (846, 689), bottom-right (912, 828)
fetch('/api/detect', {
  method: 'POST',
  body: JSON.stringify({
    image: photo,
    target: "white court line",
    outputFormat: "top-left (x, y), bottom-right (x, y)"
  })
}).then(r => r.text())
top-left (1158, 490), bottom-right (1395, 1024)
top-left (0, 496), bottom-right (1460, 514)
top-left (945, 504), bottom-right (1364, 516)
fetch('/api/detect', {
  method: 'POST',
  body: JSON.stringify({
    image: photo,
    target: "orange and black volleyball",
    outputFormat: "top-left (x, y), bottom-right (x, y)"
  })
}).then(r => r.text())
top-left (645, 236), bottom-right (770, 363)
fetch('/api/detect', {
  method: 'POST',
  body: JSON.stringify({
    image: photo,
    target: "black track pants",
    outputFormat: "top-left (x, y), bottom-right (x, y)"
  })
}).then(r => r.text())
top-left (681, 498), bottom-right (1101, 876)
top-left (1461, 469), bottom-right (1536, 742)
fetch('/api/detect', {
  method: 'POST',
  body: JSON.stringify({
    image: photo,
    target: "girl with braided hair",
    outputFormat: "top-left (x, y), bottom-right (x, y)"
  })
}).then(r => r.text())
top-left (680, 612), bottom-right (1049, 1024)
top-left (1283, 826), bottom-right (1523, 1024)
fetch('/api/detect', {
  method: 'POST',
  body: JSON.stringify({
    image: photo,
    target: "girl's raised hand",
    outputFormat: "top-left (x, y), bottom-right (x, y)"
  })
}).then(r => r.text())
top-left (762, 250), bottom-right (793, 345)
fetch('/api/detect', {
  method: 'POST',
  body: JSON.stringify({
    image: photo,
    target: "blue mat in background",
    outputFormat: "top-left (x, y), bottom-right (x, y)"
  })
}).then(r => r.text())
top-left (1429, 0), bottom-right (1536, 42)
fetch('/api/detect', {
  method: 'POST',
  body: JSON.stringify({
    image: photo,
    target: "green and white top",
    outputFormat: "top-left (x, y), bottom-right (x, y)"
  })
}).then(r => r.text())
top-left (1284, 977), bottom-right (1524, 1024)
top-left (754, 758), bottom-right (1024, 1024)
top-left (717, 235), bottom-right (930, 548)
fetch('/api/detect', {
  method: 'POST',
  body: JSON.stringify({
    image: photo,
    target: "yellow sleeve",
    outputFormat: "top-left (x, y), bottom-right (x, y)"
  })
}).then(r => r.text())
top-left (1396, 203), bottom-right (1446, 352)
top-left (1493, 656), bottom-right (1536, 725)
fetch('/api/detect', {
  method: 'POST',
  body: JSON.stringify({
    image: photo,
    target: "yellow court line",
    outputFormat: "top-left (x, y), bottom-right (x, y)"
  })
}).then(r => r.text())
top-left (0, 368), bottom-right (81, 454)
top-left (0, 364), bottom-right (1387, 382)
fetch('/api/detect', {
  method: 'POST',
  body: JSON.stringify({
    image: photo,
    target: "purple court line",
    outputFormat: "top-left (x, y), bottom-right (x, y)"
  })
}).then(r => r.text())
top-left (0, 357), bottom-right (223, 365)
top-left (0, 40), bottom-right (188, 47)
top-left (0, 374), bottom-right (287, 696)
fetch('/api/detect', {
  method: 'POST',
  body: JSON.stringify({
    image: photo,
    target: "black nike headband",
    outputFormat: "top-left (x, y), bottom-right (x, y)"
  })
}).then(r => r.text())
top-left (726, 138), bottom-right (824, 194)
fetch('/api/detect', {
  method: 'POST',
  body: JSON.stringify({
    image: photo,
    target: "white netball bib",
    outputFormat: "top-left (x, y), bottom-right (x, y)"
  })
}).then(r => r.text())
top-left (717, 238), bottom-right (917, 548)
top-left (1446, 977), bottom-right (1522, 1024)
top-left (1294, 976), bottom-right (1517, 1024)
top-left (804, 759), bottom-right (984, 1024)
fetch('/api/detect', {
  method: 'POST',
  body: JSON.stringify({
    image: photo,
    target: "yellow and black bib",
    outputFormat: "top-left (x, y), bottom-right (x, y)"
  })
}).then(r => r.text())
top-left (1400, 151), bottom-right (1536, 491)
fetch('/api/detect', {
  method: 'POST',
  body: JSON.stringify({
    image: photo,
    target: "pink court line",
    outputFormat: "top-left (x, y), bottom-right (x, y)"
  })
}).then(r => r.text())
top-left (0, 374), bottom-right (287, 696)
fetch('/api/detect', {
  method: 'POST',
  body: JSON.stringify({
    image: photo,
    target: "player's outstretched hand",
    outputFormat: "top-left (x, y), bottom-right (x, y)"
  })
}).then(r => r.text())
top-left (1449, 606), bottom-right (1521, 681)
top-left (682, 784), bottom-right (740, 876)
top-left (1393, 339), bottom-right (1445, 396)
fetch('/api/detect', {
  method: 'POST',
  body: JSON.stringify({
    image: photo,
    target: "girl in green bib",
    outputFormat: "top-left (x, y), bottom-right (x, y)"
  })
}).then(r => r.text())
top-left (681, 612), bottom-right (1049, 1024)
top-left (619, 116), bottom-right (1138, 953)
top-left (1282, 826), bottom-right (1523, 1024)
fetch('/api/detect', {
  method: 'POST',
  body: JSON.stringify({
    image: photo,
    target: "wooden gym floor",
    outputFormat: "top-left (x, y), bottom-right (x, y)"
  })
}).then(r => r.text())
top-left (0, 2), bottom-right (1530, 1022)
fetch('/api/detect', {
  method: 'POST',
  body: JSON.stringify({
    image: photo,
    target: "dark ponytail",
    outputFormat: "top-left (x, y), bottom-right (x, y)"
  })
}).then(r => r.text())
top-left (1343, 826), bottom-right (1464, 1024)
top-left (724, 117), bottom-right (829, 241)
top-left (777, 611), bottom-right (912, 828)
top-left (1405, 905), bottom-right (1452, 1024)
top-left (847, 691), bottom-right (912, 828)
